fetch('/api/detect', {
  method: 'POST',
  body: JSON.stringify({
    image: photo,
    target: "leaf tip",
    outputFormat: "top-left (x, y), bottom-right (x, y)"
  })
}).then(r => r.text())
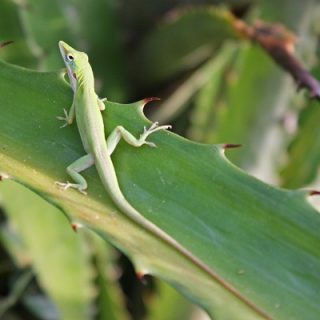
top-left (136, 271), bottom-right (148, 284)
top-left (0, 172), bottom-right (10, 181)
top-left (223, 143), bottom-right (242, 150)
top-left (309, 190), bottom-right (320, 197)
top-left (0, 40), bottom-right (14, 49)
top-left (143, 97), bottom-right (161, 106)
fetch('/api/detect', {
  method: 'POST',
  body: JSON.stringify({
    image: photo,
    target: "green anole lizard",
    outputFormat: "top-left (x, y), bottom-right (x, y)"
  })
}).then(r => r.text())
top-left (55, 41), bottom-right (201, 257)
top-left (55, 41), bottom-right (270, 319)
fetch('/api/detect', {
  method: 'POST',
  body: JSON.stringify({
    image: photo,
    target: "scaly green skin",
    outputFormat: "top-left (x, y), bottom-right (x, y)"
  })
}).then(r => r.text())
top-left (56, 41), bottom-right (271, 319)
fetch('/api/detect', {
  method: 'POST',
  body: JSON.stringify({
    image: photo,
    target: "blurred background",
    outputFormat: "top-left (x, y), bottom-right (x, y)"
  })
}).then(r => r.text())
top-left (0, 0), bottom-right (320, 319)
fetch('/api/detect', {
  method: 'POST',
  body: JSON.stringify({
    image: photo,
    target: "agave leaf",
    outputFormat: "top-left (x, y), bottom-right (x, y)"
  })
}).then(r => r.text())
top-left (0, 60), bottom-right (320, 319)
top-left (88, 232), bottom-right (130, 320)
top-left (134, 7), bottom-right (238, 84)
top-left (148, 280), bottom-right (199, 320)
top-left (280, 99), bottom-right (320, 188)
top-left (0, 181), bottom-right (92, 319)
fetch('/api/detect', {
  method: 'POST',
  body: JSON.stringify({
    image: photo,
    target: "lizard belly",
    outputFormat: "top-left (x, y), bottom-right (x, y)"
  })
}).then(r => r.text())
top-left (75, 101), bottom-right (106, 155)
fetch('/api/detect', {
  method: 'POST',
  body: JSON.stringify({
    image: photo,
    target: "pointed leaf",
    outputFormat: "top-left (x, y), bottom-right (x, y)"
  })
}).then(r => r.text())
top-left (0, 60), bottom-right (320, 319)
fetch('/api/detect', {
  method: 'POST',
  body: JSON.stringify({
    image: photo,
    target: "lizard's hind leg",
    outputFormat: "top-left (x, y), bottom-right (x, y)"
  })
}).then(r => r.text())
top-left (55, 154), bottom-right (94, 194)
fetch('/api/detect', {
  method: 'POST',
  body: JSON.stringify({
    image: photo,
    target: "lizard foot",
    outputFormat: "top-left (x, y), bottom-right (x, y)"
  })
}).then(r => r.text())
top-left (55, 181), bottom-right (87, 195)
top-left (140, 122), bottom-right (171, 147)
top-left (56, 108), bottom-right (69, 128)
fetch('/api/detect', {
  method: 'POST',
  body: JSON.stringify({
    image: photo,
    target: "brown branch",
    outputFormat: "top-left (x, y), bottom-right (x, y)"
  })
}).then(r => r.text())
top-left (234, 19), bottom-right (320, 100)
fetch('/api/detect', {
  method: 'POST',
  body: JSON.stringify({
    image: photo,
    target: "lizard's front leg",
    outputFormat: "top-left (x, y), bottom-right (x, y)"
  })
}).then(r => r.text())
top-left (56, 101), bottom-right (76, 127)
top-left (106, 122), bottom-right (171, 155)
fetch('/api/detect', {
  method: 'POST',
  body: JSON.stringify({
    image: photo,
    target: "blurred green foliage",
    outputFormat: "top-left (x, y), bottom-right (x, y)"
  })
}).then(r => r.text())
top-left (1, 0), bottom-right (320, 319)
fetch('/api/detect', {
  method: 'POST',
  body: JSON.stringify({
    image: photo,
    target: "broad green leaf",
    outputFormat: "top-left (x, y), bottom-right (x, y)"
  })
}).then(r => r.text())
top-left (0, 0), bottom-right (36, 67)
top-left (89, 233), bottom-right (130, 320)
top-left (148, 280), bottom-right (201, 320)
top-left (58, 0), bottom-right (128, 100)
top-left (280, 99), bottom-right (320, 188)
top-left (12, 0), bottom-right (74, 70)
top-left (0, 180), bottom-right (129, 320)
top-left (134, 7), bottom-right (238, 84)
top-left (183, 0), bottom-right (317, 183)
top-left (0, 181), bottom-right (92, 320)
top-left (280, 59), bottom-right (320, 188)
top-left (1, 0), bottom-right (127, 100)
top-left (187, 42), bottom-right (237, 142)
top-left (151, 42), bottom-right (237, 124)
top-left (0, 60), bottom-right (320, 319)
top-left (213, 43), bottom-right (290, 176)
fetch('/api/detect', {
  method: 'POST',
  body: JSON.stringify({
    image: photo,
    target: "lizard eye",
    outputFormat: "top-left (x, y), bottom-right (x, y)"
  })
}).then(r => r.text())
top-left (66, 54), bottom-right (74, 62)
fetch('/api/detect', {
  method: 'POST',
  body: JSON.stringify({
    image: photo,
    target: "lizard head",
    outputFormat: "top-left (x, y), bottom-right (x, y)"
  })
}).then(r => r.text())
top-left (58, 41), bottom-right (89, 89)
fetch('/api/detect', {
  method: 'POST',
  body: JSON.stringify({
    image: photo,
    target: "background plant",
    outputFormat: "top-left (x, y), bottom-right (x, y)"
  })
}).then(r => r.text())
top-left (0, 0), bottom-right (320, 319)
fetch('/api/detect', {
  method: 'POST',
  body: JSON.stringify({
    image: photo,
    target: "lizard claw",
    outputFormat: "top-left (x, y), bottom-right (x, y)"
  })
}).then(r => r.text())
top-left (145, 141), bottom-right (157, 148)
top-left (56, 108), bottom-right (69, 128)
top-left (139, 122), bottom-right (171, 148)
top-left (59, 122), bottom-right (68, 128)
top-left (55, 180), bottom-right (71, 190)
top-left (55, 181), bottom-right (87, 195)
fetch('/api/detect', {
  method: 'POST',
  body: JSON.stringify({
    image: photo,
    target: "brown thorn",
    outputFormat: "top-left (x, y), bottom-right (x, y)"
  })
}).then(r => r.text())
top-left (309, 190), bottom-right (320, 196)
top-left (223, 143), bottom-right (242, 149)
top-left (143, 97), bottom-right (161, 105)
top-left (136, 271), bottom-right (147, 284)
top-left (71, 223), bottom-right (78, 232)
top-left (0, 40), bottom-right (14, 49)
